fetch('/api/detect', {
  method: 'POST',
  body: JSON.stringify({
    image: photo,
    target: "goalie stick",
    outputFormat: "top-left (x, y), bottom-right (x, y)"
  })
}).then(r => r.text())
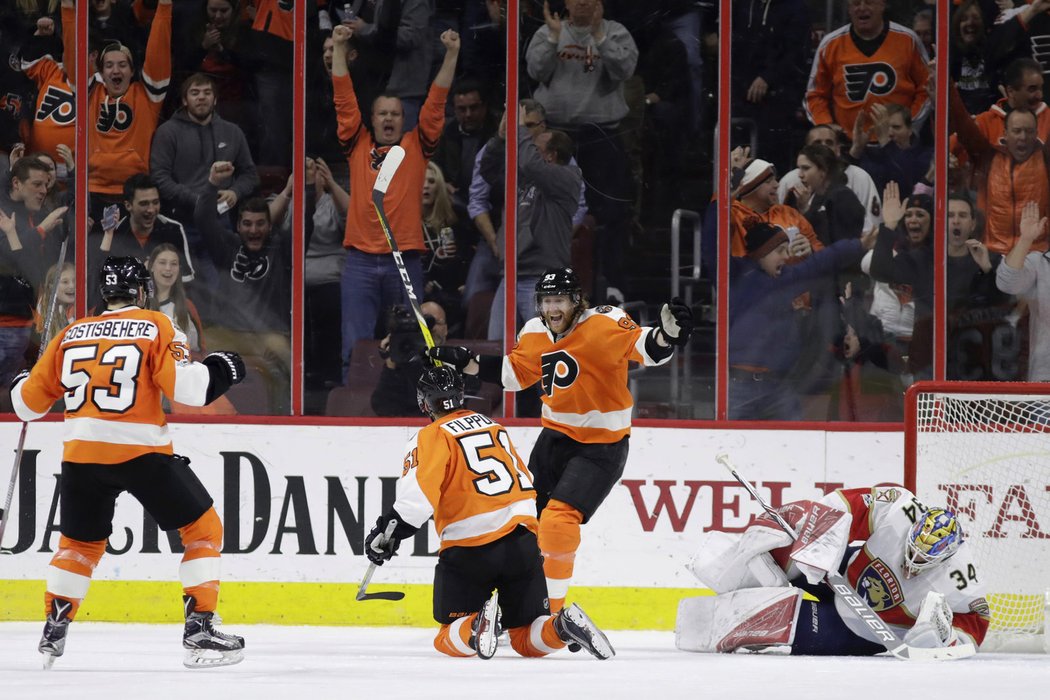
top-left (717, 454), bottom-right (976, 661)
top-left (357, 519), bottom-right (407, 602)
top-left (1, 232), bottom-right (69, 552)
top-left (371, 145), bottom-right (440, 364)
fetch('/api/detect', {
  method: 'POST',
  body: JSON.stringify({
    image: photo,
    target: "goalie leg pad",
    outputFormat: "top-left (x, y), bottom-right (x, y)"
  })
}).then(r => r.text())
top-left (686, 530), bottom-right (790, 593)
top-left (675, 588), bottom-right (803, 653)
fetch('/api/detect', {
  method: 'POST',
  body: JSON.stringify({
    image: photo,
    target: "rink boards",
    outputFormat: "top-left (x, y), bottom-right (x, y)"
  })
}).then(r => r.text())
top-left (0, 421), bottom-right (903, 628)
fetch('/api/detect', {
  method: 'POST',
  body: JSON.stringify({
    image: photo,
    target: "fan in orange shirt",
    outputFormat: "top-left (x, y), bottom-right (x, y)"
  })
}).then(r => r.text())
top-left (364, 364), bottom-right (614, 660)
top-left (10, 256), bottom-right (245, 669)
top-left (428, 268), bottom-right (693, 614)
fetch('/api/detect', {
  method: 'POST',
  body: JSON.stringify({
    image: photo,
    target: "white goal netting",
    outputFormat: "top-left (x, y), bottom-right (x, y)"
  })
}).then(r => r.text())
top-left (907, 383), bottom-right (1050, 652)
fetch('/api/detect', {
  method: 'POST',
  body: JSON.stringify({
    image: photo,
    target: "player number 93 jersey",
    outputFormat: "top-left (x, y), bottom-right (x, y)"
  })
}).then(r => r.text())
top-left (392, 410), bottom-right (538, 551)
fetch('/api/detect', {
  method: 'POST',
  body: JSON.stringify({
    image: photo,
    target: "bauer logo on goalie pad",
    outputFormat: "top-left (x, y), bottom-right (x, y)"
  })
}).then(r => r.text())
top-left (856, 558), bottom-right (904, 612)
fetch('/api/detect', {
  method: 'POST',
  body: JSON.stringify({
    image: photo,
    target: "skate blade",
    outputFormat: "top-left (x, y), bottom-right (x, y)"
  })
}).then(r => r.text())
top-left (183, 648), bottom-right (244, 669)
top-left (475, 592), bottom-right (500, 660)
top-left (42, 653), bottom-right (58, 670)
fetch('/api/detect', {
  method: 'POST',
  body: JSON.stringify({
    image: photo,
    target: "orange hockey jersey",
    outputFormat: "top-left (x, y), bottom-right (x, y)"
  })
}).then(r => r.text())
top-left (20, 4), bottom-right (77, 161)
top-left (87, 2), bottom-right (171, 195)
top-left (805, 22), bottom-right (930, 135)
top-left (332, 72), bottom-right (447, 254)
top-left (395, 409), bottom-right (537, 551)
top-left (10, 306), bottom-right (213, 465)
top-left (503, 307), bottom-right (671, 444)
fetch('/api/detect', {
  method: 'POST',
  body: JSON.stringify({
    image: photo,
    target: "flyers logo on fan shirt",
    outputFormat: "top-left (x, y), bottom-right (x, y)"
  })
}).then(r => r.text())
top-left (394, 411), bottom-right (538, 550)
top-left (35, 86), bottom-right (75, 124)
top-left (843, 62), bottom-right (897, 102)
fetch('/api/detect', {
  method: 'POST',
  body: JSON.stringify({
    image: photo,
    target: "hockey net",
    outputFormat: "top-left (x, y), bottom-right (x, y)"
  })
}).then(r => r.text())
top-left (905, 382), bottom-right (1050, 653)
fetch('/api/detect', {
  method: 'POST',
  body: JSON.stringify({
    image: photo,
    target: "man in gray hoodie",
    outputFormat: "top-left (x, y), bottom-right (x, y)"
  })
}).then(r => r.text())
top-left (480, 106), bottom-right (582, 339)
top-left (149, 72), bottom-right (259, 224)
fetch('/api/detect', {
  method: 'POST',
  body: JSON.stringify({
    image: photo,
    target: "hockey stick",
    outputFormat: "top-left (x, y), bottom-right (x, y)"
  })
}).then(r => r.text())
top-left (370, 145), bottom-right (440, 363)
top-left (1, 233), bottom-right (70, 551)
top-left (356, 519), bottom-right (407, 602)
top-left (717, 454), bottom-right (976, 661)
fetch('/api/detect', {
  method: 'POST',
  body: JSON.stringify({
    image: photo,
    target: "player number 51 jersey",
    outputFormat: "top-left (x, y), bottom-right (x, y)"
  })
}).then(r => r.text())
top-left (393, 410), bottom-right (537, 551)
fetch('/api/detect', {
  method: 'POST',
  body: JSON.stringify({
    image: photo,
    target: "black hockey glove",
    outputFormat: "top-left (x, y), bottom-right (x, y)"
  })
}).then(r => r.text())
top-left (659, 298), bottom-right (693, 346)
top-left (205, 351), bottom-right (246, 385)
top-left (10, 368), bottom-right (30, 392)
top-left (202, 351), bottom-right (246, 403)
top-left (365, 515), bottom-right (402, 566)
top-left (427, 345), bottom-right (477, 371)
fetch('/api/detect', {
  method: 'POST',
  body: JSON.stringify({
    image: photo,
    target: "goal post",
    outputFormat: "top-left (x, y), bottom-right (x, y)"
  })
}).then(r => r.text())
top-left (905, 381), bottom-right (1050, 653)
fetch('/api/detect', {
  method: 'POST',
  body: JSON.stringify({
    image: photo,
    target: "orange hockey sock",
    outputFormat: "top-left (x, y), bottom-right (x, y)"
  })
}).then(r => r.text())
top-left (44, 536), bottom-right (107, 620)
top-left (538, 499), bottom-right (583, 614)
top-left (509, 616), bottom-right (568, 657)
top-left (433, 616), bottom-right (476, 657)
top-left (178, 507), bottom-right (223, 612)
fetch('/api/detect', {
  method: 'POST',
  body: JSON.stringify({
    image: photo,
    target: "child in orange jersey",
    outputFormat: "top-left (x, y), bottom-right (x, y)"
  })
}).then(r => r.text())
top-left (427, 268), bottom-right (693, 614)
top-left (364, 364), bottom-right (614, 660)
top-left (10, 256), bottom-right (246, 669)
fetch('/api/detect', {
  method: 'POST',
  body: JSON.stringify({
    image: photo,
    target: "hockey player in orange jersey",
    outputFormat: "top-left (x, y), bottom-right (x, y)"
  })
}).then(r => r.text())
top-left (428, 268), bottom-right (693, 613)
top-left (10, 257), bottom-right (246, 669)
top-left (364, 364), bottom-right (614, 660)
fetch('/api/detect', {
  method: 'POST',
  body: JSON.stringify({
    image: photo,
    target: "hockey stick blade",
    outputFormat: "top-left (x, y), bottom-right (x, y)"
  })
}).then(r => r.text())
top-left (372, 145), bottom-right (406, 196)
top-left (357, 520), bottom-right (407, 602)
top-left (357, 589), bottom-right (406, 602)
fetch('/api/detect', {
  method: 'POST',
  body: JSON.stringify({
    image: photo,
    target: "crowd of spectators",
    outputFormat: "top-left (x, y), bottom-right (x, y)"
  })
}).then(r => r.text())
top-left (1, 0), bottom-right (1048, 420)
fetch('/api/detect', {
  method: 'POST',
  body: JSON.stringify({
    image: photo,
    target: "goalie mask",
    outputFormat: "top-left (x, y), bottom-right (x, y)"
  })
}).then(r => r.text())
top-left (904, 508), bottom-right (964, 577)
top-left (417, 364), bottom-right (465, 416)
top-left (100, 256), bottom-right (153, 304)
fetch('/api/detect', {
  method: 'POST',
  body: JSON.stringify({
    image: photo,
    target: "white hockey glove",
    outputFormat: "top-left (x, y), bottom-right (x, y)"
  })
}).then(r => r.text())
top-left (904, 591), bottom-right (958, 648)
top-left (659, 298), bottom-right (693, 346)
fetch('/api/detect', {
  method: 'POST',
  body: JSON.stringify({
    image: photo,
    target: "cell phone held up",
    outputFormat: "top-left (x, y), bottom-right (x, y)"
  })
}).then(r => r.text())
top-left (102, 204), bottom-right (120, 231)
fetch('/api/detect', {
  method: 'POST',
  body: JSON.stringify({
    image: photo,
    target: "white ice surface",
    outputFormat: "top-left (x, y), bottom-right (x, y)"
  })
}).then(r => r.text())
top-left (1, 623), bottom-right (1048, 700)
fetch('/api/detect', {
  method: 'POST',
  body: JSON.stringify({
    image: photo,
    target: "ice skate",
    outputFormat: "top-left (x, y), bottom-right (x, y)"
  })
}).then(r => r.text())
top-left (470, 591), bottom-right (501, 660)
top-left (554, 603), bottom-right (615, 660)
top-left (182, 595), bottom-right (245, 668)
top-left (39, 598), bottom-right (74, 670)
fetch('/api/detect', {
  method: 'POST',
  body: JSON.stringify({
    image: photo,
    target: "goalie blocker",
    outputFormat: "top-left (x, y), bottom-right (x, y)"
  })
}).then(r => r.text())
top-left (676, 486), bottom-right (989, 659)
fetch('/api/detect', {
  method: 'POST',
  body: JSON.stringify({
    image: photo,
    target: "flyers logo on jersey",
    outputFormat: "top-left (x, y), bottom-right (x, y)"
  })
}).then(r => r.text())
top-left (35, 86), bottom-right (75, 124)
top-left (231, 249), bottom-right (270, 282)
top-left (856, 558), bottom-right (904, 612)
top-left (97, 100), bottom-right (133, 132)
top-left (843, 62), bottom-right (897, 102)
top-left (540, 350), bottom-right (579, 396)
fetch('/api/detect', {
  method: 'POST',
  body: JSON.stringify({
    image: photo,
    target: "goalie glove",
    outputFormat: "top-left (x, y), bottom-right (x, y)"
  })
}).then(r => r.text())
top-left (427, 345), bottom-right (477, 371)
top-left (659, 298), bottom-right (693, 346)
top-left (904, 591), bottom-right (958, 648)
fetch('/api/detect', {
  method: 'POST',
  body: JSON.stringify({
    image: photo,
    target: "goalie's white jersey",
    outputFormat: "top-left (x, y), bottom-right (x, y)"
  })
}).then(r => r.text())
top-left (821, 487), bottom-right (990, 647)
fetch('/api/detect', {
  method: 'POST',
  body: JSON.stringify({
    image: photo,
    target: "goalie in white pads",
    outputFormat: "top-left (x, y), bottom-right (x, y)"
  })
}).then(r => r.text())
top-left (677, 486), bottom-right (990, 656)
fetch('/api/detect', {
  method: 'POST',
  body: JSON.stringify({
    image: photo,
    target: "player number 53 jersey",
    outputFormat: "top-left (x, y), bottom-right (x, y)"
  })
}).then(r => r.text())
top-left (11, 306), bottom-right (213, 465)
top-left (393, 410), bottom-right (537, 551)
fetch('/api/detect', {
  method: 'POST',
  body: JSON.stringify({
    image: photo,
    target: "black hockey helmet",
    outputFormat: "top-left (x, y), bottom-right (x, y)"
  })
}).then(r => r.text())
top-left (417, 364), bottom-right (465, 416)
top-left (534, 267), bottom-right (583, 307)
top-left (99, 256), bottom-right (152, 303)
